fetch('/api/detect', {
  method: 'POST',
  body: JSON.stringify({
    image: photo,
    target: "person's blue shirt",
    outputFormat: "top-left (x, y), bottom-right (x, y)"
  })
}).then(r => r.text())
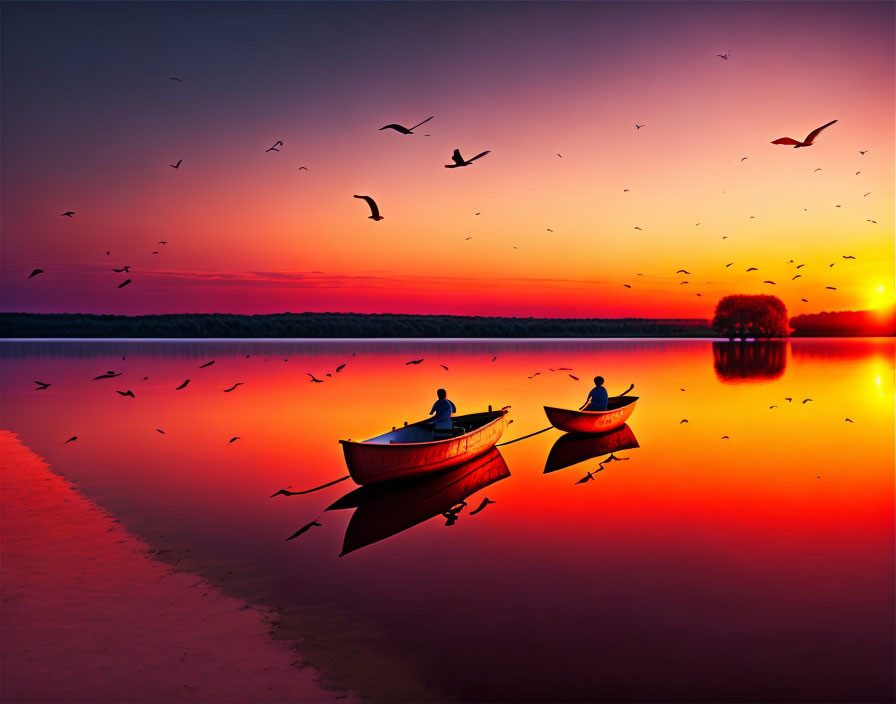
top-left (583, 385), bottom-right (608, 411)
top-left (430, 398), bottom-right (456, 429)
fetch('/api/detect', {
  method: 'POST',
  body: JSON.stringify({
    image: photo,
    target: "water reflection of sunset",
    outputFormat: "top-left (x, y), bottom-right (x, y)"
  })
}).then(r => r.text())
top-left (1, 338), bottom-right (892, 701)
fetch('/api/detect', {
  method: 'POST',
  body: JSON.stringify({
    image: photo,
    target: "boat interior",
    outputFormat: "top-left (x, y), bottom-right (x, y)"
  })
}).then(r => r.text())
top-left (361, 410), bottom-right (505, 445)
top-left (602, 395), bottom-right (639, 411)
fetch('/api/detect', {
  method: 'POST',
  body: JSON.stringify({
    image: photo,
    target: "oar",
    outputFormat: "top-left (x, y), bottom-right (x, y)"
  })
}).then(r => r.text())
top-left (616, 383), bottom-right (635, 397)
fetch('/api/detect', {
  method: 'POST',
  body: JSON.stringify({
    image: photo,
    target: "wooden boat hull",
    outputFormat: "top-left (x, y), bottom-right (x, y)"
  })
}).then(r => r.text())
top-left (327, 447), bottom-right (510, 555)
top-left (340, 410), bottom-right (508, 485)
top-left (543, 397), bottom-right (638, 434)
top-left (544, 424), bottom-right (639, 474)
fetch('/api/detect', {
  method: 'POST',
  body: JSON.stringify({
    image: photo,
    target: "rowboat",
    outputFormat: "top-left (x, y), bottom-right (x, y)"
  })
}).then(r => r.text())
top-left (327, 447), bottom-right (510, 555)
top-left (340, 408), bottom-right (509, 485)
top-left (543, 396), bottom-right (638, 434)
top-left (544, 424), bottom-right (639, 474)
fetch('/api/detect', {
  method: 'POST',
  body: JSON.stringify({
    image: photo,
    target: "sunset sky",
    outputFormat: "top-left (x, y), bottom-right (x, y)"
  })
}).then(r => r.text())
top-left (1, 1), bottom-right (893, 318)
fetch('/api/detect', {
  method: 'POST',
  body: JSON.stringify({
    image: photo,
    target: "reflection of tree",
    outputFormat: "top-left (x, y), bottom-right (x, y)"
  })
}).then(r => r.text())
top-left (713, 341), bottom-right (788, 383)
top-left (712, 295), bottom-right (789, 339)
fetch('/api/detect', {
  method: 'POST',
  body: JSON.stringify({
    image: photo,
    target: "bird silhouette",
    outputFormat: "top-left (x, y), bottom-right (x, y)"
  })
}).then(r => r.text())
top-left (845, 418), bottom-right (853, 423)
top-left (801, 298), bottom-right (809, 302)
top-left (576, 470), bottom-right (599, 484)
top-left (796, 264), bottom-right (805, 269)
top-left (28, 269), bottom-right (44, 279)
top-left (623, 284), bottom-right (631, 288)
top-left (528, 372), bottom-right (541, 378)
top-left (445, 148), bottom-right (490, 168)
top-left (716, 50), bottom-right (730, 60)
top-left (721, 435), bottom-right (730, 439)
top-left (93, 371), bottom-right (121, 380)
top-left (406, 359), bottom-right (424, 365)
top-left (863, 192), bottom-right (871, 197)
top-left (842, 255), bottom-right (855, 259)
top-left (112, 266), bottom-right (130, 273)
top-left (222, 382), bottom-right (244, 392)
top-left (286, 520), bottom-right (322, 541)
top-left (859, 150), bottom-right (868, 155)
top-left (266, 140), bottom-right (283, 152)
top-left (792, 275), bottom-right (802, 280)
top-left (740, 157), bottom-right (748, 162)
top-left (784, 397), bottom-right (792, 402)
top-left (63, 436), bottom-right (78, 444)
top-left (676, 269), bottom-right (691, 274)
top-left (378, 115), bottom-right (433, 134)
top-left (569, 374), bottom-right (579, 380)
top-left (34, 381), bottom-right (51, 390)
top-left (770, 405), bottom-right (778, 409)
top-left (353, 195), bottom-right (383, 221)
top-left (492, 355), bottom-right (498, 362)
top-left (746, 267), bottom-right (758, 272)
top-left (680, 419), bottom-right (688, 424)
top-left (60, 211), bottom-right (75, 217)
top-left (336, 364), bottom-right (346, 373)
top-left (168, 76), bottom-right (181, 82)
top-left (469, 498), bottom-right (496, 515)
top-left (771, 120), bottom-right (837, 148)
top-left (118, 279), bottom-right (132, 288)
top-left (298, 166), bottom-right (309, 171)
top-left (228, 437), bottom-right (241, 444)
top-left (440, 364), bottom-right (449, 370)
top-left (170, 159), bottom-right (182, 169)
top-left (825, 286), bottom-right (837, 290)
top-left (802, 398), bottom-right (813, 403)
top-left (763, 280), bottom-right (776, 285)
top-left (725, 263), bottom-right (733, 267)
top-left (635, 124), bottom-right (645, 129)
top-left (156, 429), bottom-right (166, 434)
top-left (306, 373), bottom-right (324, 383)
top-left (199, 360), bottom-right (215, 369)
top-left (115, 390), bottom-right (135, 398)
top-left (175, 379), bottom-right (190, 390)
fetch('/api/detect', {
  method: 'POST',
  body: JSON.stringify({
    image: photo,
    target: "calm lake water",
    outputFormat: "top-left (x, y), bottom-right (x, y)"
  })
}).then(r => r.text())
top-left (2, 338), bottom-right (894, 702)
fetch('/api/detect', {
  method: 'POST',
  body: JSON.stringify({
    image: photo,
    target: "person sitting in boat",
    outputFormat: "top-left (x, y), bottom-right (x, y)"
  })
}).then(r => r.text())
top-left (580, 376), bottom-right (609, 412)
top-left (430, 388), bottom-right (457, 438)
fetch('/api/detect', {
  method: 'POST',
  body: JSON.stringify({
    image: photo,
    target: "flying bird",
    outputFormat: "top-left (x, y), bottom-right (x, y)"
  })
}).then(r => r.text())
top-left (60, 211), bottom-right (75, 217)
top-left (199, 360), bottom-right (215, 368)
top-left (469, 498), bottom-right (496, 516)
top-left (228, 437), bottom-right (241, 444)
top-left (306, 373), bottom-right (324, 383)
top-left (721, 435), bottom-right (730, 439)
top-left (813, 168), bottom-right (822, 172)
top-left (623, 284), bottom-right (631, 288)
top-left (740, 157), bottom-right (748, 162)
top-left (63, 436), bottom-right (78, 444)
top-left (266, 140), bottom-right (283, 152)
top-left (115, 390), bottom-right (135, 398)
top-left (222, 382), bottom-right (244, 392)
top-left (770, 405), bottom-right (778, 409)
top-left (801, 298), bottom-right (808, 302)
top-left (845, 418), bottom-right (853, 423)
top-left (406, 359), bottom-right (424, 365)
top-left (28, 269), bottom-right (44, 279)
top-left (746, 267), bottom-right (758, 272)
top-left (34, 381), bottom-right (51, 390)
top-left (170, 159), bottom-right (182, 169)
top-left (336, 364), bottom-right (346, 373)
top-left (175, 379), bottom-right (190, 390)
top-left (286, 520), bottom-right (322, 541)
top-left (298, 166), bottom-right (308, 171)
top-left (492, 355), bottom-right (497, 362)
top-left (785, 398), bottom-right (792, 402)
top-left (825, 286), bottom-right (837, 290)
top-left (118, 279), bottom-right (132, 288)
top-left (569, 374), bottom-right (579, 380)
top-left (863, 192), bottom-right (871, 197)
top-left (763, 280), bottom-right (776, 285)
top-left (440, 364), bottom-right (449, 370)
top-left (93, 371), bottom-right (121, 380)
top-left (859, 150), bottom-right (868, 155)
top-left (716, 50), bottom-right (730, 60)
top-left (168, 76), bottom-right (181, 82)
top-left (378, 115), bottom-right (433, 135)
top-left (725, 263), bottom-right (733, 267)
top-left (445, 148), bottom-right (490, 168)
top-left (796, 264), bottom-right (805, 269)
top-left (842, 255), bottom-right (855, 259)
top-left (633, 226), bottom-right (642, 230)
top-left (112, 266), bottom-right (130, 273)
top-left (353, 195), bottom-right (383, 221)
top-left (771, 119), bottom-right (837, 148)
top-left (792, 275), bottom-right (802, 280)
top-left (802, 398), bottom-right (813, 403)
top-left (680, 419), bottom-right (688, 424)
top-left (635, 124), bottom-right (645, 129)
top-left (676, 269), bottom-right (691, 274)
top-left (156, 429), bottom-right (166, 434)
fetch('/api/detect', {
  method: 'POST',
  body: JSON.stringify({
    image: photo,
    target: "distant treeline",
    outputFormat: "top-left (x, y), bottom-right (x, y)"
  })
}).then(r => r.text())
top-left (1, 313), bottom-right (713, 338)
top-left (790, 309), bottom-right (895, 337)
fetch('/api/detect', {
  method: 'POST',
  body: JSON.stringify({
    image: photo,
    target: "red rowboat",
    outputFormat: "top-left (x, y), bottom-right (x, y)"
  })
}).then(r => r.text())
top-left (543, 396), bottom-right (638, 434)
top-left (340, 408), bottom-right (509, 485)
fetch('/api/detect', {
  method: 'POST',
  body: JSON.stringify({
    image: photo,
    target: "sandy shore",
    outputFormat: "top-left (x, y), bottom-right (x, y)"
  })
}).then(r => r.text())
top-left (1, 430), bottom-right (356, 704)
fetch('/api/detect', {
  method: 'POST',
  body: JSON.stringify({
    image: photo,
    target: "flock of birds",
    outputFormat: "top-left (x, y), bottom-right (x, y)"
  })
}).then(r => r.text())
top-left (22, 52), bottom-right (880, 313)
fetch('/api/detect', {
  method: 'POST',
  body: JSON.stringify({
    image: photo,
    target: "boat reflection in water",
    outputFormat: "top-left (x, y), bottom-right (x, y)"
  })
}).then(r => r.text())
top-left (326, 447), bottom-right (510, 556)
top-left (544, 424), bottom-right (640, 474)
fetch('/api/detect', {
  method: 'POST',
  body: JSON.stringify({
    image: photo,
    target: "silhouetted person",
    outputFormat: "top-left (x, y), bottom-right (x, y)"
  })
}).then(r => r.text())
top-left (580, 376), bottom-right (608, 411)
top-left (430, 388), bottom-right (456, 439)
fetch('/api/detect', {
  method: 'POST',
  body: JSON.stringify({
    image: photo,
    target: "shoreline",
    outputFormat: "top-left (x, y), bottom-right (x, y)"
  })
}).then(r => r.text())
top-left (0, 431), bottom-right (360, 704)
